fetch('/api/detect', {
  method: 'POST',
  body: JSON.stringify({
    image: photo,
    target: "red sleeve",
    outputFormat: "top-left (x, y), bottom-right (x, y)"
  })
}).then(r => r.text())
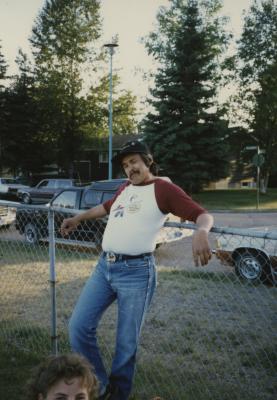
top-left (154, 179), bottom-right (207, 223)
top-left (103, 181), bottom-right (130, 214)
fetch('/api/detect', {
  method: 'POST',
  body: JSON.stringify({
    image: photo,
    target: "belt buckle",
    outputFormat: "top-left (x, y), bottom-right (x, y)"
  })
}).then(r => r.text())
top-left (106, 252), bottom-right (116, 263)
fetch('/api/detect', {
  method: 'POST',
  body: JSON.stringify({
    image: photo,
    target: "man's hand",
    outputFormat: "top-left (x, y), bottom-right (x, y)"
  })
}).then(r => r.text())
top-left (60, 216), bottom-right (79, 237)
top-left (192, 229), bottom-right (212, 266)
top-left (60, 205), bottom-right (107, 237)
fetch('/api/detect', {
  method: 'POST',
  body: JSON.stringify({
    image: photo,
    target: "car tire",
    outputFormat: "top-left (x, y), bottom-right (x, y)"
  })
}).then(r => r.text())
top-left (24, 223), bottom-right (39, 244)
top-left (22, 193), bottom-right (31, 204)
top-left (234, 251), bottom-right (270, 283)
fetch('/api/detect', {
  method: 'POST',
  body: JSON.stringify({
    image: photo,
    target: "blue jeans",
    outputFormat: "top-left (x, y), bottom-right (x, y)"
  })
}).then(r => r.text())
top-left (69, 253), bottom-right (156, 399)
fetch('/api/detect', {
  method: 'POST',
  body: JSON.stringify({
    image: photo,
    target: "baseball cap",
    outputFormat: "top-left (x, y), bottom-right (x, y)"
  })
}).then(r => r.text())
top-left (112, 140), bottom-right (151, 164)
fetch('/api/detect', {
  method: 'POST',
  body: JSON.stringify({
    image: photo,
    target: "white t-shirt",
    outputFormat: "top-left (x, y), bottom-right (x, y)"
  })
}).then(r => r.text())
top-left (102, 178), bottom-right (206, 255)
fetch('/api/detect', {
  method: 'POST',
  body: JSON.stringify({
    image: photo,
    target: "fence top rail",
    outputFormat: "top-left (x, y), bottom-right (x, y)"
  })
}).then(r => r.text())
top-left (164, 221), bottom-right (277, 240)
top-left (0, 199), bottom-right (46, 209)
top-left (1, 199), bottom-right (277, 240)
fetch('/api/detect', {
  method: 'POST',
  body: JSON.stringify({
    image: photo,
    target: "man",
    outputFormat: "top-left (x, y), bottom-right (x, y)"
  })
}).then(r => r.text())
top-left (61, 140), bottom-right (214, 400)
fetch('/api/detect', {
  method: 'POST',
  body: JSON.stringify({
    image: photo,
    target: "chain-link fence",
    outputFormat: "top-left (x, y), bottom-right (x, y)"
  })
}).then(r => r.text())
top-left (0, 200), bottom-right (276, 400)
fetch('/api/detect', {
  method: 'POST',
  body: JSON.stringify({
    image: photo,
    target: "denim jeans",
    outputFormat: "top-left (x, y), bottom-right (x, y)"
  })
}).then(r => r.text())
top-left (69, 253), bottom-right (156, 400)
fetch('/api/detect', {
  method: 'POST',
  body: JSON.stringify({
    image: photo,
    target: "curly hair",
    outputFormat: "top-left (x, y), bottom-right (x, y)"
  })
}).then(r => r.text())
top-left (140, 153), bottom-right (159, 176)
top-left (25, 353), bottom-right (99, 400)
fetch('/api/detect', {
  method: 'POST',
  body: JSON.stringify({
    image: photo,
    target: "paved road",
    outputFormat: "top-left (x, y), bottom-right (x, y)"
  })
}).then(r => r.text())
top-left (212, 211), bottom-right (277, 229)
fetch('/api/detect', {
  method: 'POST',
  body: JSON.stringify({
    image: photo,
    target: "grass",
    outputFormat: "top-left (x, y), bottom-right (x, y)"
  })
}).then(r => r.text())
top-left (0, 228), bottom-right (277, 399)
top-left (193, 188), bottom-right (277, 211)
top-left (0, 339), bottom-right (41, 400)
top-left (0, 260), bottom-right (276, 400)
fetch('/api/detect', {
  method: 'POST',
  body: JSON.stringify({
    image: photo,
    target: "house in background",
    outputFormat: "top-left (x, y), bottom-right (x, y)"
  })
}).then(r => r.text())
top-left (206, 177), bottom-right (256, 190)
top-left (74, 134), bottom-right (142, 182)
top-left (76, 137), bottom-right (260, 189)
top-left (205, 160), bottom-right (256, 190)
top-left (21, 134), bottom-right (262, 188)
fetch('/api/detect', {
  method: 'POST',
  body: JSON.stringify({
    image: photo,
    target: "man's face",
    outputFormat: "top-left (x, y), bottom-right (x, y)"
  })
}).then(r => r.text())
top-left (121, 153), bottom-right (153, 184)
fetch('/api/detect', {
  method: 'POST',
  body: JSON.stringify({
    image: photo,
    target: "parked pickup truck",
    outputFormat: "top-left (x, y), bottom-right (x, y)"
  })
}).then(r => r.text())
top-left (15, 178), bottom-right (188, 248)
top-left (215, 228), bottom-right (277, 285)
top-left (17, 178), bottom-right (84, 204)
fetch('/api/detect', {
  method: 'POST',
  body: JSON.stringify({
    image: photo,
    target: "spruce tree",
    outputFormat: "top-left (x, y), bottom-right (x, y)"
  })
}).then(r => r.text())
top-left (142, 0), bottom-right (231, 192)
top-left (5, 50), bottom-right (52, 176)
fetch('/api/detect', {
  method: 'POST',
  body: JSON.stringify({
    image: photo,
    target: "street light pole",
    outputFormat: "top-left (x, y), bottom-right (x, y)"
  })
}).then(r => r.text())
top-left (245, 145), bottom-right (264, 210)
top-left (256, 145), bottom-right (260, 210)
top-left (104, 43), bottom-right (118, 180)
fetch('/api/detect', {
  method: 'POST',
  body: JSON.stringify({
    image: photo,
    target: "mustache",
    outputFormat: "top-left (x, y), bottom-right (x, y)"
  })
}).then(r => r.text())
top-left (129, 170), bottom-right (140, 178)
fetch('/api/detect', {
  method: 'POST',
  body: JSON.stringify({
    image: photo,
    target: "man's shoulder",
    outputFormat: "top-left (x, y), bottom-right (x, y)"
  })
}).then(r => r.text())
top-left (116, 180), bottom-right (131, 194)
top-left (157, 176), bottom-right (172, 183)
top-left (154, 177), bottom-right (175, 189)
top-left (154, 177), bottom-right (189, 197)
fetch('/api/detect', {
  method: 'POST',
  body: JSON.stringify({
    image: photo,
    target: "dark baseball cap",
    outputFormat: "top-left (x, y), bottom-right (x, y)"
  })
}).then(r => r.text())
top-left (112, 140), bottom-right (151, 164)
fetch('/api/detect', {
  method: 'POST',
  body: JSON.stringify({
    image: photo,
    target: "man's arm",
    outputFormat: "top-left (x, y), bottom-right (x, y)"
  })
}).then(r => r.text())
top-left (153, 179), bottom-right (213, 265)
top-left (60, 204), bottom-right (107, 237)
top-left (192, 213), bottom-right (214, 266)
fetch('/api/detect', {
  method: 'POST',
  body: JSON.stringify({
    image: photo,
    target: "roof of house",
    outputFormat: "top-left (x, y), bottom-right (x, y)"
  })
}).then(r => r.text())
top-left (85, 133), bottom-right (144, 151)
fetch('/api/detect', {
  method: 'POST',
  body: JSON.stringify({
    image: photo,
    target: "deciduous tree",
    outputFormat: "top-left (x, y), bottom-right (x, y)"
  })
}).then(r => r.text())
top-left (83, 74), bottom-right (137, 140)
top-left (30, 0), bottom-right (102, 176)
top-left (234, 0), bottom-right (277, 192)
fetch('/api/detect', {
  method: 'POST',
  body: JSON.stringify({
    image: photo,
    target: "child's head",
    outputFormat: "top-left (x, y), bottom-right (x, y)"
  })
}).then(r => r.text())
top-left (26, 353), bottom-right (99, 400)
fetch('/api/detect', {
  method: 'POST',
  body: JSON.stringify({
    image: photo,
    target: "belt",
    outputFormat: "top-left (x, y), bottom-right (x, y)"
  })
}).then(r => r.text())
top-left (103, 251), bottom-right (152, 263)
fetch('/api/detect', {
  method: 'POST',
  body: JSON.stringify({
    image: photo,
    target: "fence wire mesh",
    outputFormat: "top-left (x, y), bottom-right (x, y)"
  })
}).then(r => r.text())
top-left (0, 201), bottom-right (276, 400)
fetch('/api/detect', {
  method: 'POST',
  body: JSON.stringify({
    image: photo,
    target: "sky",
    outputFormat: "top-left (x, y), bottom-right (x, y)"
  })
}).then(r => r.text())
top-left (0, 0), bottom-right (253, 115)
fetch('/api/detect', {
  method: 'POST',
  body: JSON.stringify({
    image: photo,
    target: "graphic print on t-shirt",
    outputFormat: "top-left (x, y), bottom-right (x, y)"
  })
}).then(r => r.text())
top-left (113, 204), bottom-right (124, 218)
top-left (127, 194), bottom-right (142, 213)
top-left (111, 194), bottom-right (142, 218)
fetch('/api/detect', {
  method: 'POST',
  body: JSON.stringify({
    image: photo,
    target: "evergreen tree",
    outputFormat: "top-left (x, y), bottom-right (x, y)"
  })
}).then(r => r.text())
top-left (141, 0), bottom-right (231, 192)
top-left (5, 50), bottom-right (52, 176)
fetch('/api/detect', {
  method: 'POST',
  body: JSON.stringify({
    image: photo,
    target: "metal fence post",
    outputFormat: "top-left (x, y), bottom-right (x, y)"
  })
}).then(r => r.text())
top-left (48, 207), bottom-right (58, 355)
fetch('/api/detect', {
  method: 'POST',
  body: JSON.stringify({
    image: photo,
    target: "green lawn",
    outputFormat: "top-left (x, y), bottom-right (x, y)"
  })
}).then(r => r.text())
top-left (0, 341), bottom-right (41, 400)
top-left (193, 188), bottom-right (277, 211)
top-left (1, 269), bottom-right (276, 400)
top-left (0, 191), bottom-right (277, 399)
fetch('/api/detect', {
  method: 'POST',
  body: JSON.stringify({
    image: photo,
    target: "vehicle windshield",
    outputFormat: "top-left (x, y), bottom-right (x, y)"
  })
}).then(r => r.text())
top-left (1, 178), bottom-right (16, 184)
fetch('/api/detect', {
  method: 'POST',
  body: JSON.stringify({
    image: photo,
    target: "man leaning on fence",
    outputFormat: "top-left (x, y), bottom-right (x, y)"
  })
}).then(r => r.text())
top-left (60, 140), bottom-right (214, 400)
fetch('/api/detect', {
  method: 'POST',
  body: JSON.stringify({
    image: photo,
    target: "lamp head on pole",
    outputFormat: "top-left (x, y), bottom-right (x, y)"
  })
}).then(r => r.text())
top-left (104, 42), bottom-right (119, 56)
